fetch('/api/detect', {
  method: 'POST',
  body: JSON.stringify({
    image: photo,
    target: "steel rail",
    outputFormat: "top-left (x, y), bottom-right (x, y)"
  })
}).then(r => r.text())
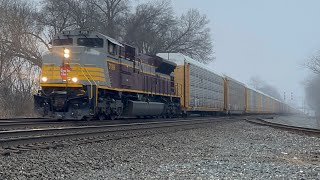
top-left (0, 116), bottom-right (227, 129)
top-left (0, 121), bottom-right (83, 130)
top-left (0, 118), bottom-right (51, 124)
top-left (246, 118), bottom-right (320, 134)
top-left (0, 117), bottom-right (239, 148)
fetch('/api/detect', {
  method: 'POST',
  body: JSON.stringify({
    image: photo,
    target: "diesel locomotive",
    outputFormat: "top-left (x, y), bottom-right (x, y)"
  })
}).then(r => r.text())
top-left (34, 30), bottom-right (181, 120)
top-left (34, 30), bottom-right (297, 120)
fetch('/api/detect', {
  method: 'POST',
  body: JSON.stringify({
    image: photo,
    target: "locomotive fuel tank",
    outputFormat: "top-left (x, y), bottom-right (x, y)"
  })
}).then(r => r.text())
top-left (125, 101), bottom-right (165, 116)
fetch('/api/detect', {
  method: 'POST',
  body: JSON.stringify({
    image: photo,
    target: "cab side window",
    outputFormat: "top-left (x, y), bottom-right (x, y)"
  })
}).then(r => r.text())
top-left (108, 40), bottom-right (117, 55)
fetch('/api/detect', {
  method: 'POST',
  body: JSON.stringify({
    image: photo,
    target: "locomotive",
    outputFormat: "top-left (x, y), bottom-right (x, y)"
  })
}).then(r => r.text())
top-left (34, 30), bottom-right (297, 120)
top-left (34, 30), bottom-right (181, 120)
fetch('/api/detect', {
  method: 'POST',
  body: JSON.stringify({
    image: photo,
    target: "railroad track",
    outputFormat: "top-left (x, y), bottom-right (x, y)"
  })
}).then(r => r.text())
top-left (0, 117), bottom-right (49, 121)
top-left (246, 118), bottom-right (320, 135)
top-left (0, 118), bottom-right (83, 131)
top-left (0, 115), bottom-right (245, 131)
top-left (0, 118), bottom-right (208, 131)
top-left (0, 117), bottom-right (241, 155)
top-left (0, 120), bottom-right (136, 131)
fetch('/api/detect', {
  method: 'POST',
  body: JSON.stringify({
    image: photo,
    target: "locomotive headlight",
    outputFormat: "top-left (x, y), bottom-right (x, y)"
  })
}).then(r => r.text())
top-left (64, 48), bottom-right (70, 54)
top-left (41, 77), bottom-right (48, 82)
top-left (64, 48), bottom-right (70, 58)
top-left (71, 77), bottom-right (78, 83)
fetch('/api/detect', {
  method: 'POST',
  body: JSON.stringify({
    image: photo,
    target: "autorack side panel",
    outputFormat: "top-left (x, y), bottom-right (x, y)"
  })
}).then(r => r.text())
top-left (260, 94), bottom-right (265, 113)
top-left (264, 96), bottom-right (270, 113)
top-left (264, 95), bottom-right (271, 113)
top-left (275, 100), bottom-right (280, 113)
top-left (158, 53), bottom-right (224, 112)
top-left (267, 97), bottom-right (274, 113)
top-left (173, 64), bottom-right (190, 111)
top-left (267, 97), bottom-right (272, 113)
top-left (246, 88), bottom-right (254, 113)
top-left (257, 92), bottom-right (262, 113)
top-left (188, 63), bottom-right (224, 112)
top-left (224, 76), bottom-right (246, 114)
top-left (246, 87), bottom-right (260, 113)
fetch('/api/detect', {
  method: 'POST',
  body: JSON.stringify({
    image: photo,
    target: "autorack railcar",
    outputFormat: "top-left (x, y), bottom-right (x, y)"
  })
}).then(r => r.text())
top-left (224, 76), bottom-right (246, 115)
top-left (157, 53), bottom-right (225, 116)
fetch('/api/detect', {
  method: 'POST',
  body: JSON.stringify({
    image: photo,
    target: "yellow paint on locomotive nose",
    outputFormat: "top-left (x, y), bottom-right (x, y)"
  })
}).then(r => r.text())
top-left (41, 64), bottom-right (106, 82)
top-left (40, 83), bottom-right (83, 88)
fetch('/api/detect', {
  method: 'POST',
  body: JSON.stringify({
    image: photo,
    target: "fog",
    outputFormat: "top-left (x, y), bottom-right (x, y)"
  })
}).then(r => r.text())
top-left (169, 0), bottom-right (320, 109)
top-left (305, 76), bottom-right (320, 116)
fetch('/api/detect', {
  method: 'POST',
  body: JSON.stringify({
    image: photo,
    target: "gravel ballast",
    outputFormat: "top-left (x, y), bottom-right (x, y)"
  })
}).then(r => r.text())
top-left (0, 119), bottom-right (319, 179)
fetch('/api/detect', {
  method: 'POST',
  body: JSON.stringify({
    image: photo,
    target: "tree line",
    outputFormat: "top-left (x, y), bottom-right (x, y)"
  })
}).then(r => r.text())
top-left (305, 53), bottom-right (320, 117)
top-left (0, 0), bottom-right (214, 117)
top-left (39, 0), bottom-right (214, 63)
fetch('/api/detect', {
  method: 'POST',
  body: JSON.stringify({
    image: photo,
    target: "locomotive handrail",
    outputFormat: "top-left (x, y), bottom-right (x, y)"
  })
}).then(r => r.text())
top-left (83, 67), bottom-right (98, 86)
top-left (68, 63), bottom-right (93, 100)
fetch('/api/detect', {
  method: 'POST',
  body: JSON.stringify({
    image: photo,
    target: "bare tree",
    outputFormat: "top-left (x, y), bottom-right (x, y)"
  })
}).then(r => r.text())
top-left (0, 0), bottom-right (46, 66)
top-left (165, 9), bottom-right (213, 63)
top-left (305, 75), bottom-right (320, 116)
top-left (88, 0), bottom-right (130, 38)
top-left (124, 1), bottom-right (214, 63)
top-left (39, 0), bottom-right (130, 39)
top-left (249, 76), bottom-right (282, 100)
top-left (305, 52), bottom-right (320, 117)
top-left (249, 76), bottom-right (264, 89)
top-left (39, 0), bottom-right (214, 63)
top-left (0, 0), bottom-right (42, 117)
top-left (38, 0), bottom-right (80, 39)
top-left (124, 0), bottom-right (175, 52)
top-left (306, 52), bottom-right (320, 75)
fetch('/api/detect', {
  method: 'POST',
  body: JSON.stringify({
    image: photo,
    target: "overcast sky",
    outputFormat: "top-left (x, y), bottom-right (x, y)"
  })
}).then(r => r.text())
top-left (168, 0), bottom-right (320, 106)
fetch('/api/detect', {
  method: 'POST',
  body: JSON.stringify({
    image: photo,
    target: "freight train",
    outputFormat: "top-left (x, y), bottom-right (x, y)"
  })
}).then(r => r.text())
top-left (34, 30), bottom-right (297, 120)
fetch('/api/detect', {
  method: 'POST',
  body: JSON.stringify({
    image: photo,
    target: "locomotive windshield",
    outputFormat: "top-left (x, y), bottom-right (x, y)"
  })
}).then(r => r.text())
top-left (53, 38), bottom-right (73, 46)
top-left (77, 38), bottom-right (104, 48)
